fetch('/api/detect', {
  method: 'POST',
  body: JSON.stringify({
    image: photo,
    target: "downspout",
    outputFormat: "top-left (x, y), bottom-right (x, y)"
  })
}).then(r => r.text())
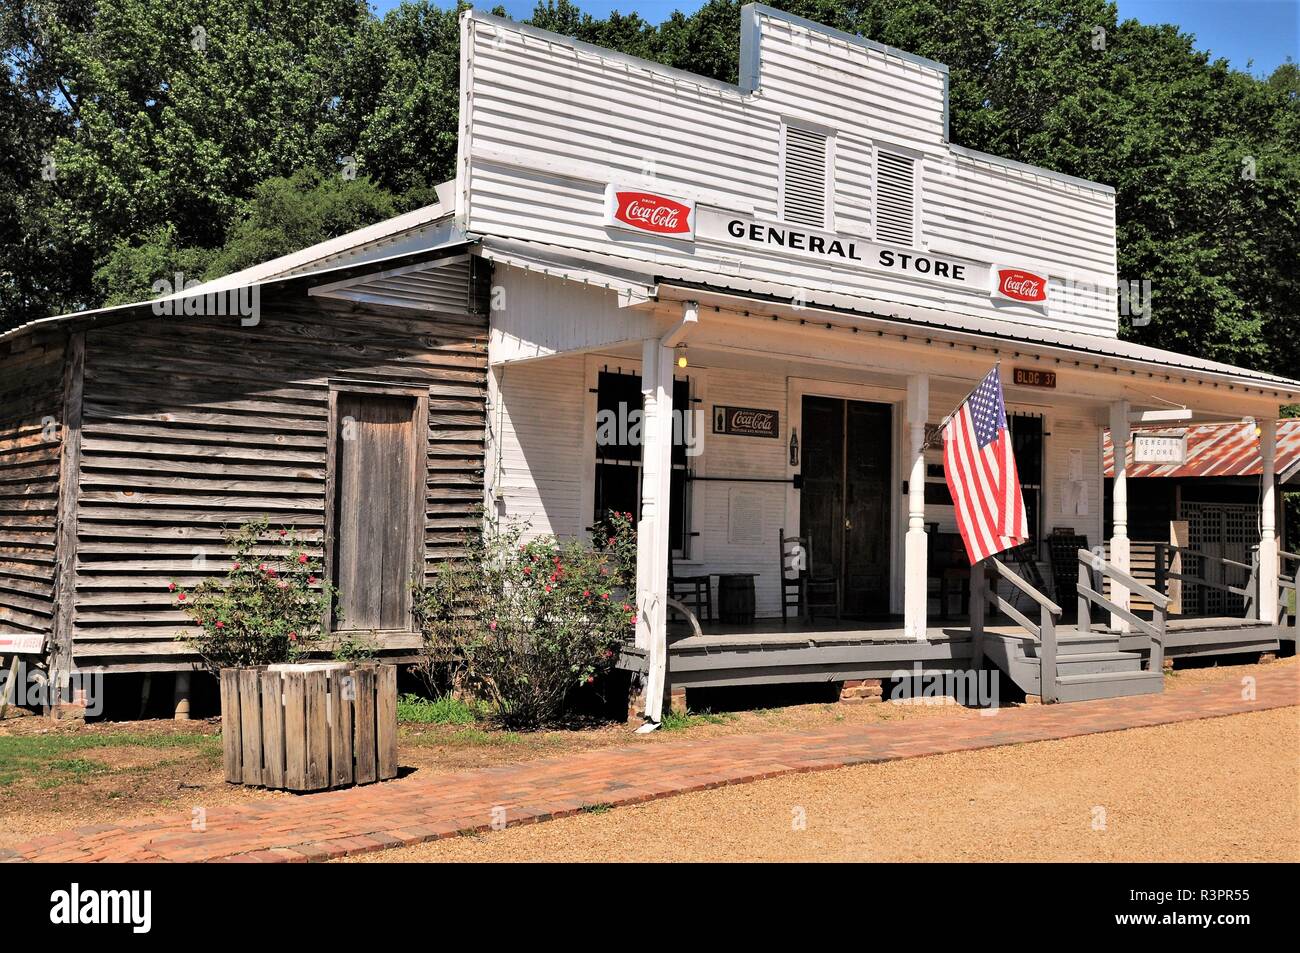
top-left (638, 301), bottom-right (699, 729)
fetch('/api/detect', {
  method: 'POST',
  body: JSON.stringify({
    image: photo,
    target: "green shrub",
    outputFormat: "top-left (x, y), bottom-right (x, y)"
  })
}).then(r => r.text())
top-left (413, 514), bottom-right (636, 729)
top-left (175, 518), bottom-right (339, 671)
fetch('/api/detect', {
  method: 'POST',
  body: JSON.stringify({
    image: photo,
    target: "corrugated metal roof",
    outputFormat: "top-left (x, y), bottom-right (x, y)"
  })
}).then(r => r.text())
top-left (1104, 419), bottom-right (1300, 480)
top-left (475, 236), bottom-right (1300, 396)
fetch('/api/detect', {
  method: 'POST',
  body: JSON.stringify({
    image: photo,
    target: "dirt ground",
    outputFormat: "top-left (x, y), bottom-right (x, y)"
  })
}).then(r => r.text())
top-left (349, 705), bottom-right (1300, 863)
top-left (0, 655), bottom-right (1292, 852)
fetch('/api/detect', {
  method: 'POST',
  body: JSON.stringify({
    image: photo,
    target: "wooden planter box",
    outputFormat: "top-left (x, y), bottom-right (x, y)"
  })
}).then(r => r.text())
top-left (220, 662), bottom-right (398, 791)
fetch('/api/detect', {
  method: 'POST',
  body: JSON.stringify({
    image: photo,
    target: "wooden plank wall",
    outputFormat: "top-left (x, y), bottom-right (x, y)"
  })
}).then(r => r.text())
top-left (0, 331), bottom-right (66, 647)
top-left (69, 273), bottom-right (487, 672)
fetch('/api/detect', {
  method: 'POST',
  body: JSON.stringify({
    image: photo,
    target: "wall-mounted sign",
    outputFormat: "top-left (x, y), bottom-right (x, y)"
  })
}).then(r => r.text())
top-left (992, 266), bottom-right (1049, 304)
top-left (713, 405), bottom-right (779, 438)
top-left (1134, 433), bottom-right (1188, 464)
top-left (1012, 367), bottom-right (1057, 389)
top-left (0, 633), bottom-right (45, 654)
top-left (605, 184), bottom-right (695, 239)
top-left (696, 208), bottom-right (984, 290)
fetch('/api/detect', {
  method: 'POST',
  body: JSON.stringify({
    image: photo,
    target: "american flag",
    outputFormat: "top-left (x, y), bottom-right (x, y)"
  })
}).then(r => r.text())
top-left (942, 366), bottom-right (1029, 565)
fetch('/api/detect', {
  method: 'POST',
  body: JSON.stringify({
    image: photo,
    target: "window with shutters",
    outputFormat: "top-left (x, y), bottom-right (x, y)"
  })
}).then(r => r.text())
top-left (874, 149), bottom-right (917, 247)
top-left (780, 123), bottom-right (832, 229)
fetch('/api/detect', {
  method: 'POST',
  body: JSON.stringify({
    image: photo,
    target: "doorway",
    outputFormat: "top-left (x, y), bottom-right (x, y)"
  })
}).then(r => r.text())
top-left (799, 396), bottom-right (893, 616)
top-left (330, 390), bottom-right (424, 632)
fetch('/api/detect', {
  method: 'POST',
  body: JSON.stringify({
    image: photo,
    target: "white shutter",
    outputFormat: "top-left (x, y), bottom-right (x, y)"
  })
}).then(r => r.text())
top-left (781, 125), bottom-right (830, 228)
top-left (874, 150), bottom-right (917, 247)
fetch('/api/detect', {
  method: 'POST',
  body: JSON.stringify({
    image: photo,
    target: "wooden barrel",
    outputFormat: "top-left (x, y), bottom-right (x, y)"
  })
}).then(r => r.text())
top-left (717, 574), bottom-right (756, 625)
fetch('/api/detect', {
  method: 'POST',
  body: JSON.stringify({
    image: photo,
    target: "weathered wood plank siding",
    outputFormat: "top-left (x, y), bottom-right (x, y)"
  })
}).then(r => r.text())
top-left (69, 271), bottom-right (487, 671)
top-left (0, 332), bottom-right (66, 645)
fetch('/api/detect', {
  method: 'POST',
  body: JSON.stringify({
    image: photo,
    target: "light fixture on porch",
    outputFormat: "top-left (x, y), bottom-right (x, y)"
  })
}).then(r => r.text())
top-left (789, 428), bottom-right (799, 467)
top-left (675, 344), bottom-right (689, 369)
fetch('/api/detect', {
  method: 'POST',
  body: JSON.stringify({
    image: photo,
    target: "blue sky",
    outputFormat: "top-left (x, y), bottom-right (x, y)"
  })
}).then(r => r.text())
top-left (372, 1), bottom-right (1298, 77)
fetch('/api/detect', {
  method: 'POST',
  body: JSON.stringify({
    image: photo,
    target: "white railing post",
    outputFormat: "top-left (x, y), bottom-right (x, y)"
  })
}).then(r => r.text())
top-left (1109, 400), bottom-right (1132, 631)
top-left (1259, 417), bottom-right (1279, 623)
top-left (904, 374), bottom-right (929, 640)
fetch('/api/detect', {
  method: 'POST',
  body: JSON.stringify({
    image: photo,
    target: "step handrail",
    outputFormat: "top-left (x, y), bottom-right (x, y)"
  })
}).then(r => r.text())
top-left (971, 557), bottom-right (1063, 703)
top-left (1077, 549), bottom-right (1166, 672)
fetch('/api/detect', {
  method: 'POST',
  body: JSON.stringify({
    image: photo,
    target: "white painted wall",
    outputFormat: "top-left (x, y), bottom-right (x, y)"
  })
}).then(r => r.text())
top-left (460, 6), bottom-right (1119, 340)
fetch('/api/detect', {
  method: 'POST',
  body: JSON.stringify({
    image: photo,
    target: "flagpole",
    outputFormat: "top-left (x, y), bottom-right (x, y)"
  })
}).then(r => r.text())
top-left (920, 360), bottom-right (1002, 452)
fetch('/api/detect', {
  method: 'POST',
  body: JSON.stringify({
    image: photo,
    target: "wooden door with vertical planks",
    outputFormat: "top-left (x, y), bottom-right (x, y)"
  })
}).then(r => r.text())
top-left (332, 393), bottom-right (421, 631)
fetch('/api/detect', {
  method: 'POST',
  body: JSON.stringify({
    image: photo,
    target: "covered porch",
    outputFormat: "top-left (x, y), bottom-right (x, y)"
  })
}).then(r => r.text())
top-left (479, 240), bottom-right (1299, 717)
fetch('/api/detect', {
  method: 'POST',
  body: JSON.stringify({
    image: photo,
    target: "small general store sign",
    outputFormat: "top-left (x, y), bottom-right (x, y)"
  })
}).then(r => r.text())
top-left (713, 406), bottom-right (779, 438)
top-left (1134, 433), bottom-right (1188, 464)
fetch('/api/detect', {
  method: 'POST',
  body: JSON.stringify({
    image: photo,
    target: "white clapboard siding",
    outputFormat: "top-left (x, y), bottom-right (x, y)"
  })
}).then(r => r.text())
top-left (491, 355), bottom-right (587, 540)
top-left (462, 8), bottom-right (1120, 340)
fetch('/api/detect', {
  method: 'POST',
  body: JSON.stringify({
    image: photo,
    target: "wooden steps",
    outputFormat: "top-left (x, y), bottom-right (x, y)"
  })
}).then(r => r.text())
top-left (980, 628), bottom-right (1164, 702)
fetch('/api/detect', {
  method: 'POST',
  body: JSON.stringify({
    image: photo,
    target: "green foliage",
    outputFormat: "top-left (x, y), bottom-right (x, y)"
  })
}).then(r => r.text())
top-left (396, 692), bottom-right (482, 724)
top-left (202, 168), bottom-right (400, 279)
top-left (412, 515), bottom-right (637, 729)
top-left (175, 517), bottom-right (339, 671)
top-left (2, 0), bottom-right (1296, 375)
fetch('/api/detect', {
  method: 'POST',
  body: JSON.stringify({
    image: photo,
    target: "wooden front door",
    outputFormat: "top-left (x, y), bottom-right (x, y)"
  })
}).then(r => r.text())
top-left (799, 396), bottom-right (893, 616)
top-left (332, 392), bottom-right (423, 632)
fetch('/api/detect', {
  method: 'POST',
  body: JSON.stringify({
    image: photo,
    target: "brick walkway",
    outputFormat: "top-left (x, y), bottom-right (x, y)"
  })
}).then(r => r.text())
top-left (4, 666), bottom-right (1296, 863)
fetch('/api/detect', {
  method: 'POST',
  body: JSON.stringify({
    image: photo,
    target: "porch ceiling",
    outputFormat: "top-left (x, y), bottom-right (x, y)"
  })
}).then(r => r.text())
top-left (470, 236), bottom-right (1300, 404)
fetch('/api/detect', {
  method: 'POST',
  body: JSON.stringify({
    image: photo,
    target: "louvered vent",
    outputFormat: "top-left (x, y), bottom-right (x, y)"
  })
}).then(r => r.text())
top-left (781, 126), bottom-right (829, 228)
top-left (874, 150), bottom-right (917, 246)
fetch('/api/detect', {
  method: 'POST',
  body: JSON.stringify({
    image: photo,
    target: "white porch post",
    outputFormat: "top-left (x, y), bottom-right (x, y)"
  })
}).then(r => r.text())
top-left (1259, 416), bottom-right (1279, 622)
top-left (1109, 400), bottom-right (1131, 630)
top-left (636, 302), bottom-right (697, 723)
top-left (905, 375), bottom-right (929, 640)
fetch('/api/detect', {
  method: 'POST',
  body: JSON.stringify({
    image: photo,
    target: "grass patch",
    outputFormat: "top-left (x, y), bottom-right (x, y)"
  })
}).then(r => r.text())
top-left (580, 802), bottom-right (613, 814)
top-left (397, 693), bottom-right (482, 725)
top-left (659, 709), bottom-right (736, 732)
top-left (0, 732), bottom-right (217, 787)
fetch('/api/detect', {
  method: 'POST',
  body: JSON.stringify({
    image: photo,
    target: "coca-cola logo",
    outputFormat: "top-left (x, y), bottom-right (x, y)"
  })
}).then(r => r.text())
top-left (996, 268), bottom-right (1048, 303)
top-left (610, 190), bottom-right (693, 236)
top-left (713, 405), bottom-right (780, 438)
top-left (731, 410), bottom-right (775, 432)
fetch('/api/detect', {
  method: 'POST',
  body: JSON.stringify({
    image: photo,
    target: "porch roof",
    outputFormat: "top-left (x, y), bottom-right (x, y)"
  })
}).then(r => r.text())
top-left (1103, 419), bottom-right (1300, 481)
top-left (475, 236), bottom-right (1300, 399)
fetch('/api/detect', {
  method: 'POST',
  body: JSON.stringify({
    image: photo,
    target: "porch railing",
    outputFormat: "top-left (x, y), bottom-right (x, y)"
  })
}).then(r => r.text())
top-left (1077, 548), bottom-right (1167, 672)
top-left (970, 556), bottom-right (1064, 703)
top-left (1277, 550), bottom-right (1300, 631)
top-left (1150, 542), bottom-right (1257, 619)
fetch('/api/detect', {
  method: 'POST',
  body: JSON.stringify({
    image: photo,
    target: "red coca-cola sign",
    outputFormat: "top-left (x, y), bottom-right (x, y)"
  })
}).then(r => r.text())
top-left (994, 268), bottom-right (1048, 303)
top-left (607, 186), bottom-right (695, 238)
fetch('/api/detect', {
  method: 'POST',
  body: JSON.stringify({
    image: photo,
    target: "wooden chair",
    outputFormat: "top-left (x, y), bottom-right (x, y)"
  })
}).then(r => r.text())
top-left (780, 529), bottom-right (841, 622)
top-left (669, 551), bottom-right (713, 624)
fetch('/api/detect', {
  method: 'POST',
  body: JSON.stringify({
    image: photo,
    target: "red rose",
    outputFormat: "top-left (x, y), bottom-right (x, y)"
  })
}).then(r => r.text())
top-left (177, 593), bottom-right (186, 601)
top-left (232, 562), bottom-right (240, 571)
top-left (308, 575), bottom-right (317, 585)
top-left (215, 621), bottom-right (225, 629)
top-left (523, 566), bottom-right (531, 575)
top-left (298, 554), bottom-right (308, 564)
top-left (167, 582), bottom-right (176, 591)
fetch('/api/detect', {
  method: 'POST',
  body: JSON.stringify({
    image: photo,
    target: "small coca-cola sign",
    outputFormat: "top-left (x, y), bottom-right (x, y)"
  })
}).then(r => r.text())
top-left (605, 184), bottom-right (695, 240)
top-left (992, 267), bottom-right (1049, 303)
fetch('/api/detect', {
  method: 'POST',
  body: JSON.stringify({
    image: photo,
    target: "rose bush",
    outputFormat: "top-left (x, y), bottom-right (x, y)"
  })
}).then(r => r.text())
top-left (174, 518), bottom-right (339, 671)
top-left (414, 513), bottom-right (636, 729)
